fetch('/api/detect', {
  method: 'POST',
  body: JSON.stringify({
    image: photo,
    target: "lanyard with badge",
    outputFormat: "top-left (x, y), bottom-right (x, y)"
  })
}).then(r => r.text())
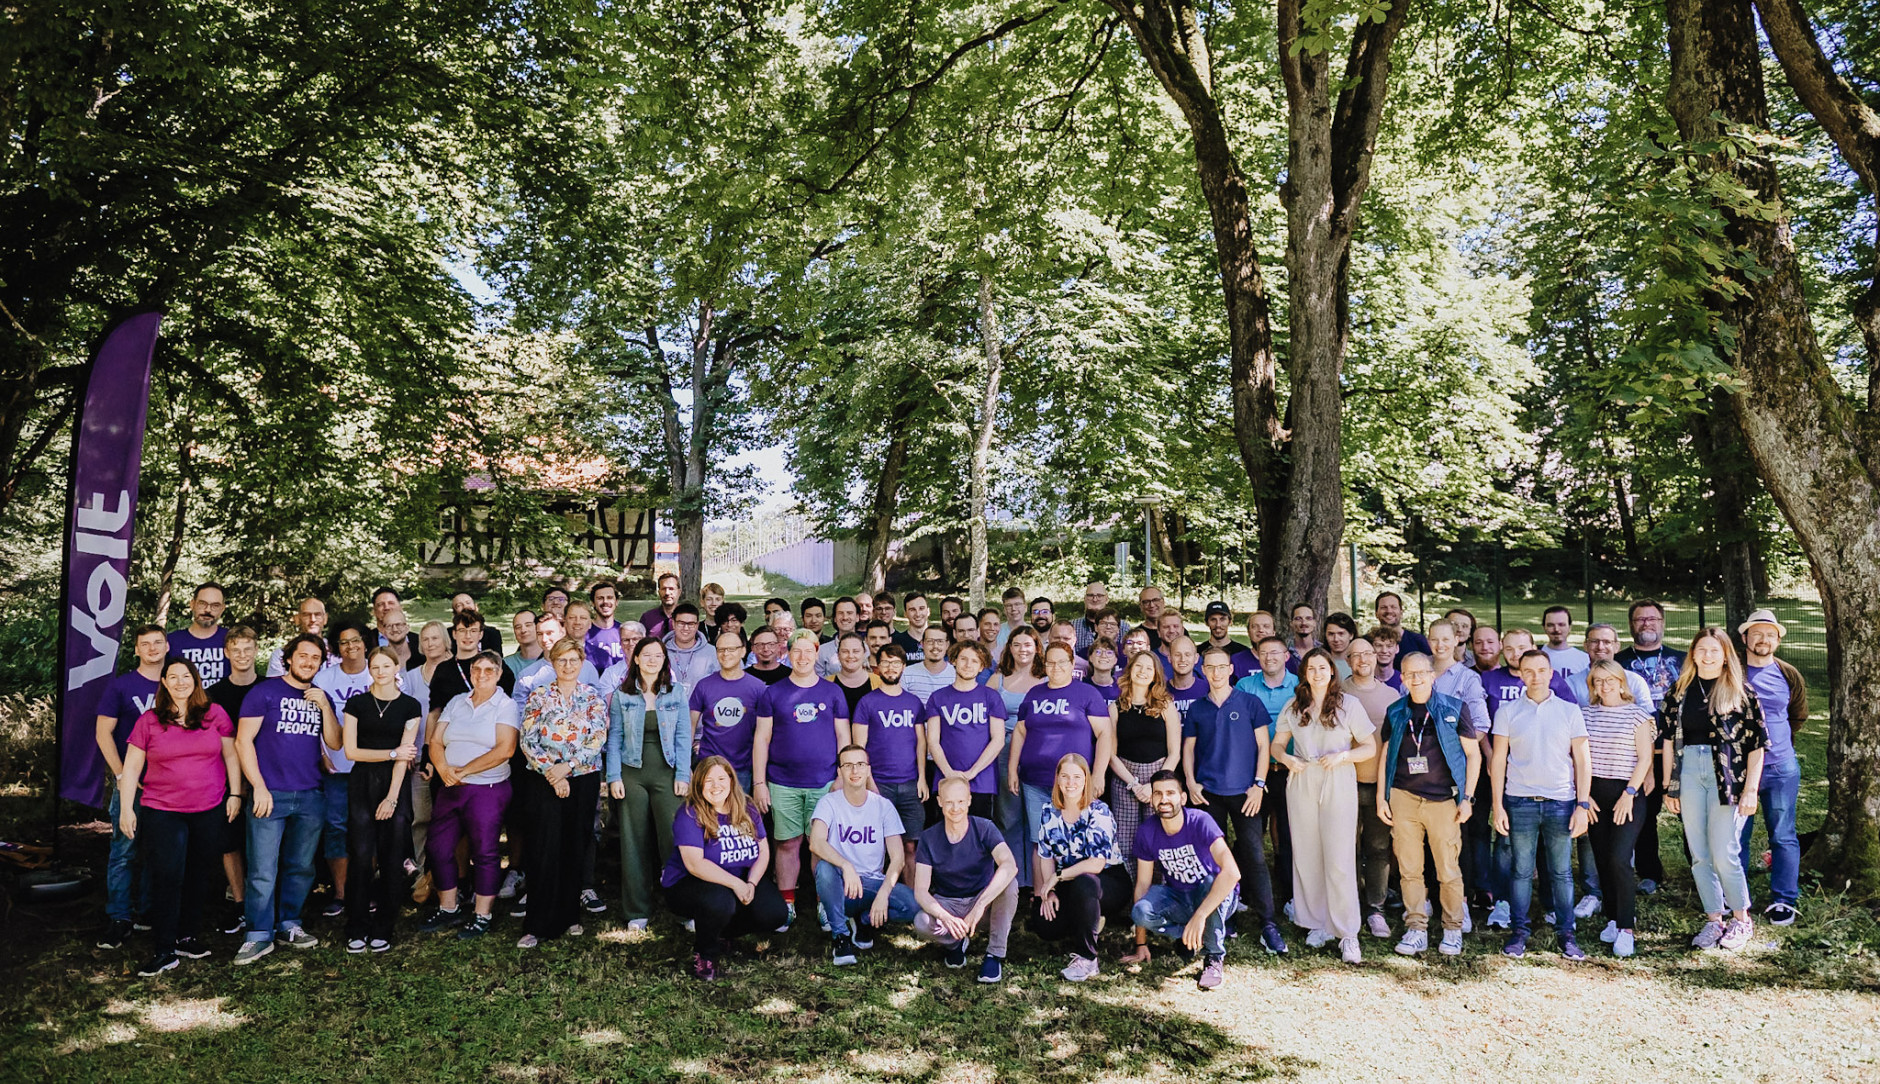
top-left (1405, 705), bottom-right (1431, 775)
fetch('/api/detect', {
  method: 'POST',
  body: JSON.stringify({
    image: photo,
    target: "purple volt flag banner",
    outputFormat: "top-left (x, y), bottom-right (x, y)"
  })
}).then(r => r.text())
top-left (58, 313), bottom-right (162, 805)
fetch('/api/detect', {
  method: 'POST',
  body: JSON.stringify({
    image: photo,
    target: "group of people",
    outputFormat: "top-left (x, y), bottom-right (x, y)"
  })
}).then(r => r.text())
top-left (94, 577), bottom-right (1806, 985)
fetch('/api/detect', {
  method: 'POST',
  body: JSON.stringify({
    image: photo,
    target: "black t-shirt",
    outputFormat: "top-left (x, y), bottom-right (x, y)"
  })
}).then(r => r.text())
top-left (837, 675), bottom-right (872, 716)
top-left (207, 674), bottom-right (261, 722)
top-left (749, 664), bottom-right (791, 686)
top-left (343, 691), bottom-right (424, 752)
top-left (480, 627), bottom-right (503, 655)
top-left (426, 654), bottom-right (516, 713)
top-left (1681, 677), bottom-right (1715, 745)
top-left (892, 630), bottom-right (924, 663)
top-left (1393, 698), bottom-right (1475, 802)
top-left (1116, 702), bottom-right (1168, 763)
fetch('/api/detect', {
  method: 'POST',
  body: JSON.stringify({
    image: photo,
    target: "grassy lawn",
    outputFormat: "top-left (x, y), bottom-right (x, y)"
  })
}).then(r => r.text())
top-left (4, 587), bottom-right (1873, 1082)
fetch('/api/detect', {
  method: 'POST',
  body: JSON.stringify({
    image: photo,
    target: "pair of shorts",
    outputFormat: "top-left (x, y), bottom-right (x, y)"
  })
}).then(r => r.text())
top-left (875, 779), bottom-right (925, 838)
top-left (768, 781), bottom-right (832, 840)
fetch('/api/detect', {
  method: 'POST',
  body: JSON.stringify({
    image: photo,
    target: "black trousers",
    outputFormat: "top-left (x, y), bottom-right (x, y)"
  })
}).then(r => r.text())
top-left (1201, 789), bottom-right (1275, 928)
top-left (668, 874), bottom-right (789, 959)
top-left (346, 763), bottom-right (412, 940)
top-left (1635, 775), bottom-right (1668, 883)
top-left (1027, 864), bottom-right (1133, 959)
top-left (1587, 777), bottom-right (1644, 929)
top-left (523, 770), bottom-right (601, 939)
top-left (143, 805), bottom-right (223, 956)
top-left (1266, 769), bottom-right (1292, 907)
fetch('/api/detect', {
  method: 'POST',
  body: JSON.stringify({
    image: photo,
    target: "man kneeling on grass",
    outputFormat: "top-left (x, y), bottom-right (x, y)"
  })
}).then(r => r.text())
top-left (808, 745), bottom-right (919, 966)
top-left (1130, 770), bottom-right (1241, 990)
top-left (913, 776), bottom-right (1019, 983)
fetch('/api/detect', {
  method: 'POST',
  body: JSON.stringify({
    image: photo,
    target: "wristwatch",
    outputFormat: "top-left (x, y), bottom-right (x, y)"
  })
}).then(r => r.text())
top-left (1623, 785), bottom-right (1639, 796)
top-left (1252, 779), bottom-right (1268, 790)
top-left (1576, 800), bottom-right (1592, 811)
top-left (1459, 794), bottom-right (1474, 804)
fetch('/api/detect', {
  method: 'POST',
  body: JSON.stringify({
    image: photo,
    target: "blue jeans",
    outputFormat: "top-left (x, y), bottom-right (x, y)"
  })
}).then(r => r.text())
top-left (321, 774), bottom-right (351, 860)
top-left (1738, 758), bottom-right (1800, 907)
top-left (244, 788), bottom-right (323, 941)
top-left (812, 860), bottom-right (919, 938)
top-left (1020, 783), bottom-right (1053, 867)
top-left (104, 786), bottom-right (150, 923)
top-left (1131, 881), bottom-right (1235, 959)
top-left (1505, 797), bottom-right (1576, 938)
top-left (1681, 746), bottom-right (1751, 915)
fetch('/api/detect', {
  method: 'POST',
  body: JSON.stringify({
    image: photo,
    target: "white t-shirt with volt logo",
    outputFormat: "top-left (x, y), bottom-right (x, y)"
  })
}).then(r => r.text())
top-left (811, 789), bottom-right (906, 876)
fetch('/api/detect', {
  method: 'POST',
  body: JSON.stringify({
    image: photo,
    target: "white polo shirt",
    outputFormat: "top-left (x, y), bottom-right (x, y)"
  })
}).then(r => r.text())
top-left (1496, 692), bottom-right (1587, 801)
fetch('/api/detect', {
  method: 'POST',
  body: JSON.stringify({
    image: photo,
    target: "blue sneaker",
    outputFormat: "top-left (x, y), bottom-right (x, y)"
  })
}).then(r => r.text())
top-left (1261, 923), bottom-right (1288, 955)
top-left (944, 941), bottom-right (968, 969)
top-left (977, 955), bottom-right (1004, 984)
top-left (1502, 934), bottom-right (1528, 958)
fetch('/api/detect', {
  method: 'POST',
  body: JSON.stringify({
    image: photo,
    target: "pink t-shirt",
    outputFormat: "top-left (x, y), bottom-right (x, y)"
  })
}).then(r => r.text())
top-left (129, 704), bottom-right (235, 813)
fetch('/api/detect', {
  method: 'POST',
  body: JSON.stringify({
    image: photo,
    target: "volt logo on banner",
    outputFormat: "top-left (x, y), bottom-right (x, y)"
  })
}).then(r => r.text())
top-left (58, 313), bottom-right (161, 805)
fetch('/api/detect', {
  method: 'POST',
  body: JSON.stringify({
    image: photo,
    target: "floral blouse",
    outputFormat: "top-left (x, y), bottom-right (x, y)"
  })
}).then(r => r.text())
top-left (1660, 682), bottom-right (1767, 806)
top-left (1037, 799), bottom-right (1123, 869)
top-left (521, 681), bottom-right (610, 777)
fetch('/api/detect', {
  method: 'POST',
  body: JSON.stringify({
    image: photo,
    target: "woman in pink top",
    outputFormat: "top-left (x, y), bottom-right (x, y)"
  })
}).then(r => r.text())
top-left (117, 658), bottom-right (242, 977)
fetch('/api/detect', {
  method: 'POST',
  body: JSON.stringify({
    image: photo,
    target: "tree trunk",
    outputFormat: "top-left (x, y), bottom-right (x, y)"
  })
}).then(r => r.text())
top-left (1668, 0), bottom-right (1880, 896)
top-left (967, 269), bottom-right (1004, 611)
top-left (863, 401), bottom-right (915, 593)
top-left (1108, 0), bottom-right (1406, 621)
top-left (1608, 459), bottom-right (1643, 579)
top-left (151, 433), bottom-right (195, 628)
top-left (1690, 392), bottom-right (1760, 641)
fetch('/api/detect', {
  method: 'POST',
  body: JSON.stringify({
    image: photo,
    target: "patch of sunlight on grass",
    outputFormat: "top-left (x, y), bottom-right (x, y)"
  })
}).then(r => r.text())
top-left (491, 1066), bottom-right (540, 1081)
top-left (849, 1050), bottom-right (934, 1076)
top-left (135, 996), bottom-right (247, 1034)
top-left (752, 996), bottom-right (798, 1016)
top-left (578, 1026), bottom-right (627, 1046)
top-left (671, 1059), bottom-right (714, 1076)
top-left (55, 1021), bottom-right (138, 1055)
top-left (933, 1061), bottom-right (998, 1084)
top-left (1044, 1032), bottom-right (1081, 1060)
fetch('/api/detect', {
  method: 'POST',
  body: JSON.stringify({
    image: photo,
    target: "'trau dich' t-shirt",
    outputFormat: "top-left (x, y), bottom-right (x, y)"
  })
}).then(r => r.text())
top-left (758, 677), bottom-right (849, 789)
top-left (688, 672), bottom-right (768, 774)
top-left (168, 626), bottom-right (228, 686)
top-left (97, 669), bottom-right (161, 756)
top-left (1133, 807), bottom-right (1225, 887)
top-left (1016, 682), bottom-right (1111, 789)
top-left (926, 683), bottom-right (1006, 794)
top-left (916, 815), bottom-right (1005, 898)
top-left (240, 677), bottom-right (329, 793)
top-left (853, 687), bottom-right (923, 785)
top-left (128, 705), bottom-right (235, 813)
top-left (662, 805), bottom-right (766, 888)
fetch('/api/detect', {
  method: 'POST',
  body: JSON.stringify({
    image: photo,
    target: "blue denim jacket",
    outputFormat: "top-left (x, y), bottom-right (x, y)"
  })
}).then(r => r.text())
top-left (1382, 691), bottom-right (1472, 804)
top-left (605, 684), bottom-right (693, 785)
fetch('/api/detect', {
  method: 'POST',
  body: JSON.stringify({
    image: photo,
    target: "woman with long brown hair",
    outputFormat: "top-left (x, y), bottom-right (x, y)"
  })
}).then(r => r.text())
top-left (116, 658), bottom-right (242, 976)
top-left (1105, 650), bottom-right (1182, 861)
top-left (1661, 628), bottom-right (1767, 952)
top-left (990, 627), bottom-right (1046, 884)
top-left (664, 756), bottom-right (787, 980)
top-left (1271, 648), bottom-right (1377, 964)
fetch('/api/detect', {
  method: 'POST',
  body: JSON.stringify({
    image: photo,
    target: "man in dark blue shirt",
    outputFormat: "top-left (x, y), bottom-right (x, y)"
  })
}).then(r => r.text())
top-left (1182, 646), bottom-right (1283, 955)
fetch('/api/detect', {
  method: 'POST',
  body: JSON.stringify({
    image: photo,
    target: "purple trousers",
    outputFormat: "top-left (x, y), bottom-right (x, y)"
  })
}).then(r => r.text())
top-left (427, 778), bottom-right (510, 898)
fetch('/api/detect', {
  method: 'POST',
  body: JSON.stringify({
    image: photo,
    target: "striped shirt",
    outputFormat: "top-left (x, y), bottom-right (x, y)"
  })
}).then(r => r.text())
top-left (1583, 702), bottom-right (1653, 780)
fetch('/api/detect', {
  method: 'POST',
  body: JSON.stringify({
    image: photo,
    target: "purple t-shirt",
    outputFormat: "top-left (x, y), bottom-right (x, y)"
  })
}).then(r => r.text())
top-left (1481, 667), bottom-right (1579, 730)
top-left (1132, 807), bottom-right (1225, 887)
top-left (586, 623), bottom-right (624, 673)
top-left (854, 687), bottom-right (924, 785)
top-left (925, 684), bottom-right (1006, 794)
top-left (758, 677), bottom-right (849, 789)
top-left (661, 805), bottom-right (766, 888)
top-left (1087, 677), bottom-right (1120, 702)
top-left (168, 626), bottom-right (228, 685)
top-left (97, 670), bottom-right (161, 756)
top-left (1016, 682), bottom-right (1111, 789)
top-left (916, 815), bottom-right (1005, 898)
top-left (688, 672), bottom-right (768, 774)
top-left (240, 676), bottom-right (328, 793)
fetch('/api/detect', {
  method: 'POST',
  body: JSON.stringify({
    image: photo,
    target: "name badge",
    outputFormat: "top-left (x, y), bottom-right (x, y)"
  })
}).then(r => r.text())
top-left (1406, 755), bottom-right (1430, 775)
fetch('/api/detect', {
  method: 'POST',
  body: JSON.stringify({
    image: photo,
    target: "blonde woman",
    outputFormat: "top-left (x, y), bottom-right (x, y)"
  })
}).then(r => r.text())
top-left (1272, 648), bottom-right (1377, 964)
top-left (664, 756), bottom-right (785, 981)
top-left (1026, 754), bottom-right (1129, 981)
top-left (1661, 629), bottom-right (1766, 952)
top-left (1582, 660), bottom-right (1656, 957)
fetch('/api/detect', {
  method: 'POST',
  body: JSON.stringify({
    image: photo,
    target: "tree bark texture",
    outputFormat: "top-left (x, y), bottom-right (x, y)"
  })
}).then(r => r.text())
top-left (1669, 0), bottom-right (1880, 895)
top-left (863, 400), bottom-right (915, 594)
top-left (968, 270), bottom-right (1005, 611)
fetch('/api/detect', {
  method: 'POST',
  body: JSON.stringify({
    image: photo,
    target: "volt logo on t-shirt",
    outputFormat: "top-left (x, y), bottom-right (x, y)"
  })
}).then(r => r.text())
top-left (1035, 698), bottom-right (1071, 715)
top-left (712, 697), bottom-right (747, 728)
top-left (938, 701), bottom-right (988, 727)
top-left (132, 692), bottom-right (156, 715)
top-left (874, 708), bottom-right (917, 729)
top-left (835, 824), bottom-right (879, 846)
top-left (793, 703), bottom-right (825, 724)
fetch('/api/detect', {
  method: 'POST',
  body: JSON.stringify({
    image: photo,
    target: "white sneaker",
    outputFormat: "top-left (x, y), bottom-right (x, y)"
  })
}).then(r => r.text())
top-left (627, 918), bottom-right (649, 932)
top-left (1543, 911), bottom-right (1557, 926)
top-left (1394, 929), bottom-right (1428, 956)
top-left (1719, 916), bottom-right (1754, 951)
top-left (498, 870), bottom-right (524, 900)
top-left (1574, 894), bottom-right (1601, 919)
top-left (1486, 901), bottom-right (1511, 929)
top-left (1439, 929), bottom-right (1463, 956)
top-left (1599, 920), bottom-right (1619, 944)
top-left (1284, 900), bottom-right (1297, 926)
top-left (1366, 913), bottom-right (1391, 939)
top-left (1692, 920), bottom-right (1726, 949)
top-left (1339, 936), bottom-right (1361, 964)
top-left (1613, 930), bottom-right (1635, 957)
top-left (1305, 929), bottom-right (1333, 949)
top-left (1460, 908), bottom-right (1474, 934)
